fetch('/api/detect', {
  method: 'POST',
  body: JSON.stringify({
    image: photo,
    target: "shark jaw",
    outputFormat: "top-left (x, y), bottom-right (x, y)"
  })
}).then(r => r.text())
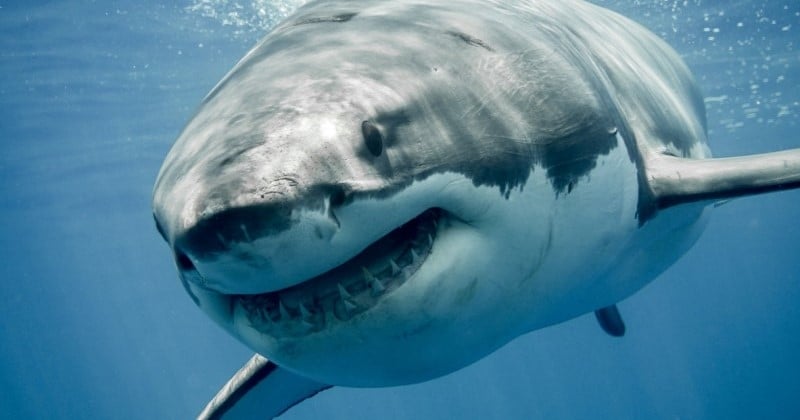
top-left (179, 195), bottom-right (511, 387)
top-left (161, 127), bottom-right (680, 387)
top-left (171, 170), bottom-right (539, 387)
top-left (168, 144), bottom-right (654, 387)
top-left (233, 208), bottom-right (445, 337)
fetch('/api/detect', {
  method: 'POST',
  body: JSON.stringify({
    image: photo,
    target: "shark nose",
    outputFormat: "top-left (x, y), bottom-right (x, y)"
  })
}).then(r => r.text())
top-left (171, 193), bottom-right (345, 294)
top-left (174, 182), bottom-right (349, 262)
top-left (175, 203), bottom-right (294, 261)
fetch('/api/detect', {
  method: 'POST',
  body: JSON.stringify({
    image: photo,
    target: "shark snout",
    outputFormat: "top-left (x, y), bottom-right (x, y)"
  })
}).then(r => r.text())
top-left (169, 188), bottom-right (349, 295)
top-left (175, 203), bottom-right (296, 260)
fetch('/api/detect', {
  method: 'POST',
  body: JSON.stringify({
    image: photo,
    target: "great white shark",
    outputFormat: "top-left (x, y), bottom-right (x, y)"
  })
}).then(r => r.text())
top-left (151, 0), bottom-right (800, 417)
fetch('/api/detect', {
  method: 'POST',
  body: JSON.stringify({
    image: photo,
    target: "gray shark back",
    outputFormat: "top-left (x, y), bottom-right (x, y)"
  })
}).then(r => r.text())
top-left (154, 0), bottom-right (708, 235)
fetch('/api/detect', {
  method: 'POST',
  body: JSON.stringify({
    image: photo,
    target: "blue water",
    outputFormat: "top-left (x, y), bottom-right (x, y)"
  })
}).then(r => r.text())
top-left (1, 1), bottom-right (798, 418)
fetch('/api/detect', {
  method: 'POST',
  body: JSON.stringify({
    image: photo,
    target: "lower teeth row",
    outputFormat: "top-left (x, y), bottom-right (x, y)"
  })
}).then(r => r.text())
top-left (238, 213), bottom-right (439, 335)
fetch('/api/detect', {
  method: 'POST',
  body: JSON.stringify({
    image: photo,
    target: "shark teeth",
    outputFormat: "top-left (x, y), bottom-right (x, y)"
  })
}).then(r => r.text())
top-left (338, 283), bottom-right (353, 300)
top-left (240, 224), bottom-right (252, 242)
top-left (363, 267), bottom-right (385, 295)
top-left (299, 302), bottom-right (317, 330)
top-left (237, 208), bottom-right (444, 336)
top-left (343, 299), bottom-right (358, 312)
top-left (299, 302), bottom-right (312, 319)
top-left (336, 283), bottom-right (359, 317)
top-left (370, 280), bottom-right (386, 295)
top-left (279, 301), bottom-right (290, 320)
top-left (361, 267), bottom-right (375, 282)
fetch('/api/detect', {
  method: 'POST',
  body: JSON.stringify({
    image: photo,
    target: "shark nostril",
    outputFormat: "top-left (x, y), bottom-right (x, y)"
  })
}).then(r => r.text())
top-left (175, 251), bottom-right (196, 272)
top-left (175, 250), bottom-right (206, 294)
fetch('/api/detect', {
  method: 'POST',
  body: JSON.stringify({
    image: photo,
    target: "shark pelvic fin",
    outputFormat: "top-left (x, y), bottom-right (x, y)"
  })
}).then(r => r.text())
top-left (198, 354), bottom-right (331, 419)
top-left (594, 304), bottom-right (626, 337)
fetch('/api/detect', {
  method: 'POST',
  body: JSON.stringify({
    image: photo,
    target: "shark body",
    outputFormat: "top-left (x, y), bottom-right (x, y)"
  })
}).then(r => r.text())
top-left (150, 0), bottom-right (800, 417)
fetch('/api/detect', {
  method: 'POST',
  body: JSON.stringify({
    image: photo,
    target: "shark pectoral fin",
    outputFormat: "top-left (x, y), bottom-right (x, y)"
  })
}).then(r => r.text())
top-left (594, 304), bottom-right (626, 337)
top-left (198, 354), bottom-right (332, 420)
top-left (647, 149), bottom-right (800, 209)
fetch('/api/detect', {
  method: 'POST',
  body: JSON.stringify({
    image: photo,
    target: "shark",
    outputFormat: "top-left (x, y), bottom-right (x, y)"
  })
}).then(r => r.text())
top-left (151, 0), bottom-right (800, 418)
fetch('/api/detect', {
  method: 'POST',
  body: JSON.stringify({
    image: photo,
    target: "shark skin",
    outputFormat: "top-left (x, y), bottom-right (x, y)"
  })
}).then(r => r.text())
top-left (150, 0), bottom-right (800, 418)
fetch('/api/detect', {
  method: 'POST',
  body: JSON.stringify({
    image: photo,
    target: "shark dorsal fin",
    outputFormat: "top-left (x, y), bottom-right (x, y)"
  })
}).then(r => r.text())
top-left (198, 354), bottom-right (331, 419)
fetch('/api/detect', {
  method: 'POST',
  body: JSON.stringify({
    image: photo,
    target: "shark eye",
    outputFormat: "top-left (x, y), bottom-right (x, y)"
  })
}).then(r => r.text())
top-left (361, 121), bottom-right (383, 157)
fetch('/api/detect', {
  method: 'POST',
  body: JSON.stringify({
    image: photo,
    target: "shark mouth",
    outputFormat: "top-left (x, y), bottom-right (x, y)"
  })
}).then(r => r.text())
top-left (235, 208), bottom-right (443, 337)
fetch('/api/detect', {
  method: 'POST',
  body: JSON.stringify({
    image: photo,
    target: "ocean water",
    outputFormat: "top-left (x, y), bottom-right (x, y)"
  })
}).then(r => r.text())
top-left (1, 0), bottom-right (798, 418)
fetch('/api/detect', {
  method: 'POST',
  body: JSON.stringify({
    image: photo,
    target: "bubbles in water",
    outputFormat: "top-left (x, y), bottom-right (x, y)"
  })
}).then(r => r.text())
top-left (591, 1), bottom-right (799, 135)
top-left (185, 0), bottom-right (308, 36)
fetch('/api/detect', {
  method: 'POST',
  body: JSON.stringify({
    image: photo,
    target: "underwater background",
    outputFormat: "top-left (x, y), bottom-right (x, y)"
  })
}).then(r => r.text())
top-left (1, 0), bottom-right (798, 418)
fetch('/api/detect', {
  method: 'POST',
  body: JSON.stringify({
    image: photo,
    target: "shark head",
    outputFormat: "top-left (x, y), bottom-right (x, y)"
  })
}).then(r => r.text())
top-left (153, 0), bottom-right (730, 387)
